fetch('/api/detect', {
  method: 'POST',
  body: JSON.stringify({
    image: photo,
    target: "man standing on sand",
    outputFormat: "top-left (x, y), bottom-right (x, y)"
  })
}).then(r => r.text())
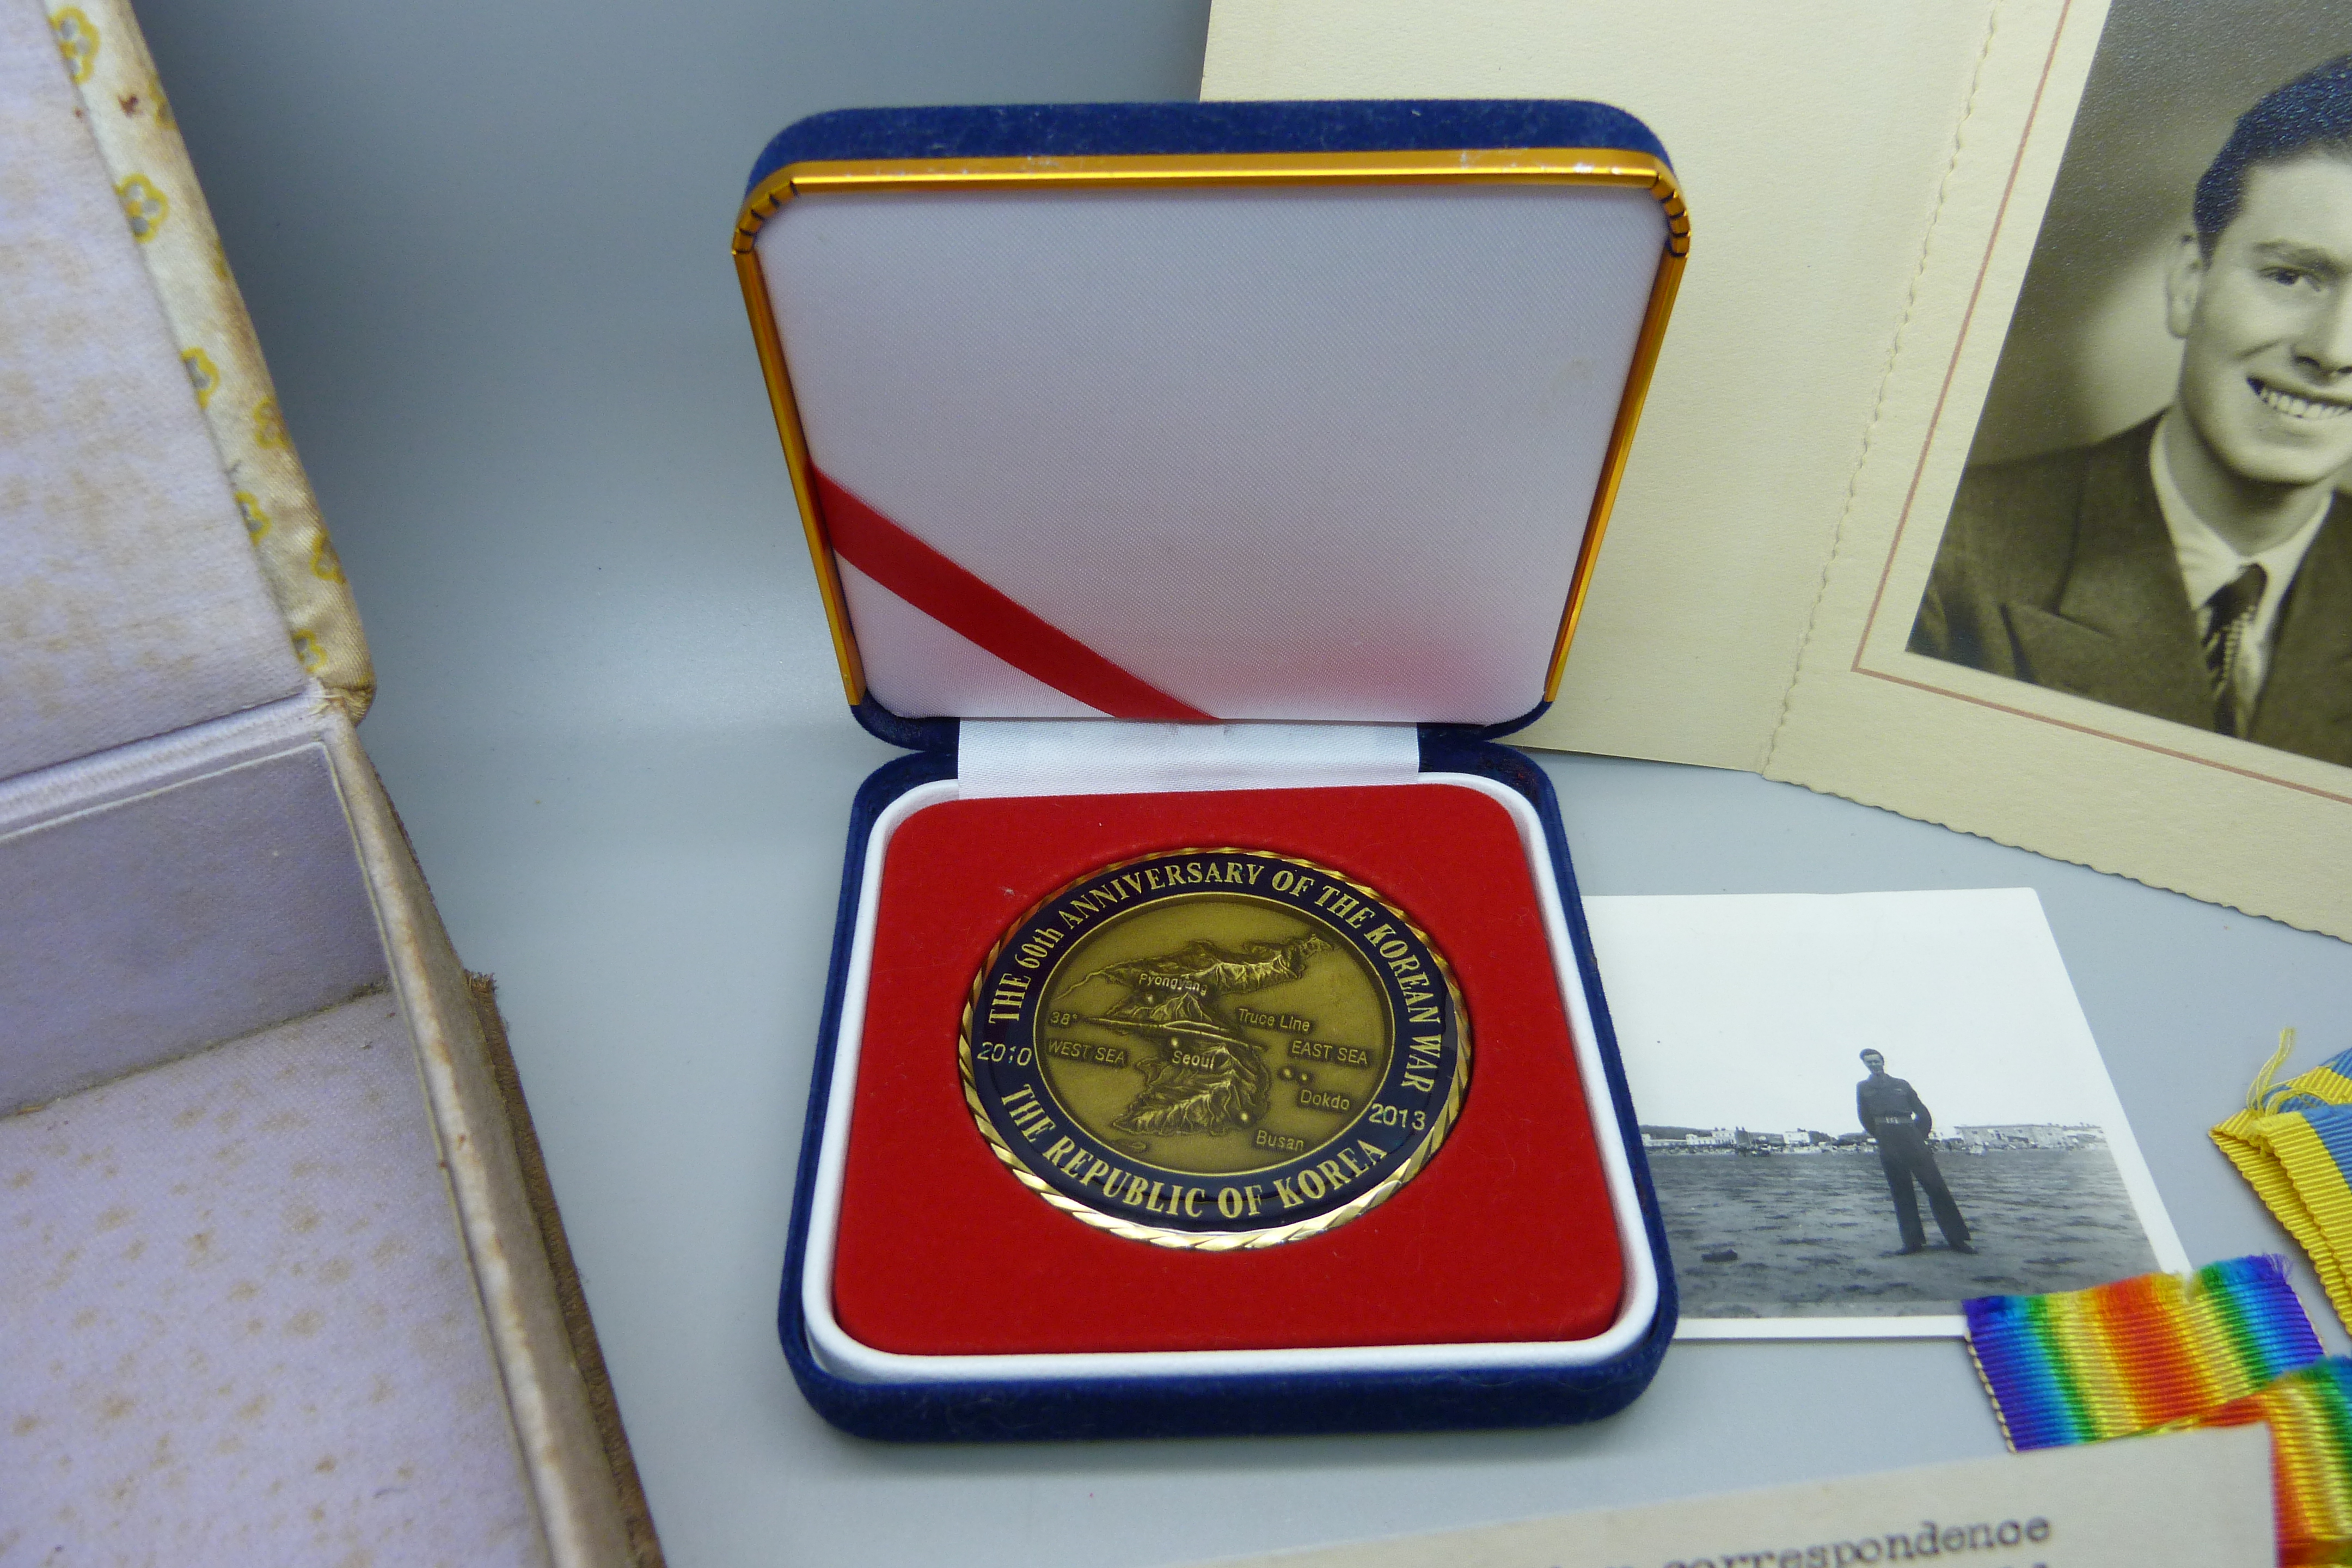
top-left (1857, 1050), bottom-right (1976, 1255)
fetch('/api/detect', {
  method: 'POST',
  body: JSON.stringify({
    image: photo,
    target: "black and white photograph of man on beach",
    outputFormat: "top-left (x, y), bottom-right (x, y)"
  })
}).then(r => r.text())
top-left (1909, 1), bottom-right (2352, 769)
top-left (1588, 890), bottom-right (2184, 1333)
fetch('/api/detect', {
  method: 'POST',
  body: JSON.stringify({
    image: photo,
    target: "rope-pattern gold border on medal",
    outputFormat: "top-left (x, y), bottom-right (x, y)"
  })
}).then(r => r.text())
top-left (955, 847), bottom-right (1471, 1250)
top-left (730, 147), bottom-right (1690, 711)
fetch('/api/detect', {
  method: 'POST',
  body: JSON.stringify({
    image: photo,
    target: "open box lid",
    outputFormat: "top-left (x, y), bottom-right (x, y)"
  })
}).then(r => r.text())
top-left (735, 100), bottom-right (1687, 734)
top-left (1, 0), bottom-right (367, 785)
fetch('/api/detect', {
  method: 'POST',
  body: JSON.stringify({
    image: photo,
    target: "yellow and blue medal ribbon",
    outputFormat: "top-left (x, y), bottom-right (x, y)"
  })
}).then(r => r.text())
top-left (2214, 1032), bottom-right (2352, 1330)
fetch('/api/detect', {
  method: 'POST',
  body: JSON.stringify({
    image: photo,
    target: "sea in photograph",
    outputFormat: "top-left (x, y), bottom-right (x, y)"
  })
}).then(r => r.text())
top-left (1653, 1145), bottom-right (2160, 1318)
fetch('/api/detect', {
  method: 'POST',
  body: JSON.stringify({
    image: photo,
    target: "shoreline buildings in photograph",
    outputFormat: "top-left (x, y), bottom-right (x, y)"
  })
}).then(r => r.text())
top-left (1642, 1117), bottom-right (2159, 1320)
top-left (1640, 1124), bottom-right (2111, 1155)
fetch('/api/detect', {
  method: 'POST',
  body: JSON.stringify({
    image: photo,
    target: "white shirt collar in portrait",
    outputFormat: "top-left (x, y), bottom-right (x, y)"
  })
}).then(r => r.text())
top-left (2149, 408), bottom-right (2335, 697)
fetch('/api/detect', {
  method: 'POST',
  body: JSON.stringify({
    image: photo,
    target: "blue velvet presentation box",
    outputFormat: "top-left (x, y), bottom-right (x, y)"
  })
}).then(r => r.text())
top-left (733, 100), bottom-right (1689, 1442)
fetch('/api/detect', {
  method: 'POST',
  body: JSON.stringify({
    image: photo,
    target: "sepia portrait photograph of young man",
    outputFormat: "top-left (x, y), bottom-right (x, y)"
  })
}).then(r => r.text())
top-left (1912, 44), bottom-right (2352, 767)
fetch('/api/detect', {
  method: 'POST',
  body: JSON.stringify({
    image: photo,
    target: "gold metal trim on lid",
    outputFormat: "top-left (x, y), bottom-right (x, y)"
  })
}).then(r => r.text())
top-left (1548, 221), bottom-right (1687, 701)
top-left (733, 219), bottom-right (865, 705)
top-left (731, 146), bottom-right (1689, 714)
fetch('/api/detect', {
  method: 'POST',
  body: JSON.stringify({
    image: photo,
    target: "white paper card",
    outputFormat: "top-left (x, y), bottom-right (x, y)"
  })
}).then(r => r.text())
top-left (1583, 890), bottom-right (2185, 1337)
top-left (1177, 1426), bottom-right (2271, 1568)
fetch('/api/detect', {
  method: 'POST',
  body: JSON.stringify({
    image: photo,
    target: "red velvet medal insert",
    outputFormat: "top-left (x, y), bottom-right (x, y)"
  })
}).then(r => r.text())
top-left (831, 782), bottom-right (1624, 1355)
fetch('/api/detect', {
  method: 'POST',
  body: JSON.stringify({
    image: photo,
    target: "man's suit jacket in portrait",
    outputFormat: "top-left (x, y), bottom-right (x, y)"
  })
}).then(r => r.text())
top-left (1908, 416), bottom-right (2352, 768)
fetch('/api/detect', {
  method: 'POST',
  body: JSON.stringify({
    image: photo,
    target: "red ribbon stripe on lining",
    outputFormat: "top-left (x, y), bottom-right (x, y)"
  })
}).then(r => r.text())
top-left (813, 469), bottom-right (1214, 722)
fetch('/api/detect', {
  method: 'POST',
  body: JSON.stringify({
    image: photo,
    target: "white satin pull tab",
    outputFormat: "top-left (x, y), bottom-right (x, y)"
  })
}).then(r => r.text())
top-left (954, 720), bottom-right (1420, 799)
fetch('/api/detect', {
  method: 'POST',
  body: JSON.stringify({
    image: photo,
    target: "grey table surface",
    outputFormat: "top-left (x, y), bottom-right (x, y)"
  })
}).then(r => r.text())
top-left (135, 2), bottom-right (2352, 1563)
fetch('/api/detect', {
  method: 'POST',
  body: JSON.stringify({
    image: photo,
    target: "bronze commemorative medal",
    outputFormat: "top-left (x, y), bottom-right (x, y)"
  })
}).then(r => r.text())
top-left (960, 849), bottom-right (1468, 1248)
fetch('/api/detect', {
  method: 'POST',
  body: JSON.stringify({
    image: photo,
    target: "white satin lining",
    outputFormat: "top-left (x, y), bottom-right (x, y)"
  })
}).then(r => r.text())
top-left (955, 719), bottom-right (1420, 798)
top-left (762, 184), bottom-right (1665, 725)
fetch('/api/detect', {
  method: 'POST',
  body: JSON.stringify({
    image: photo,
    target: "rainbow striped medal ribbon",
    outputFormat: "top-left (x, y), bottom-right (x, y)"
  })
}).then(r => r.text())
top-left (1963, 1255), bottom-right (2323, 1449)
top-left (1963, 1258), bottom-right (2346, 1566)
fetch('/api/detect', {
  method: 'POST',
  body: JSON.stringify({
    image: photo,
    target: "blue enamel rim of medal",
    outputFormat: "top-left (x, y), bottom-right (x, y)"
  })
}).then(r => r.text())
top-left (960, 849), bottom-right (1469, 1250)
